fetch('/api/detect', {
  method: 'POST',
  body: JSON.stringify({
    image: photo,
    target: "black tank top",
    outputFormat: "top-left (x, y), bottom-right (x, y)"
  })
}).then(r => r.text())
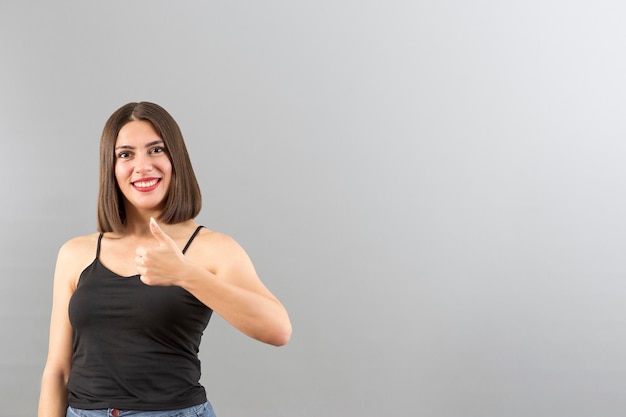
top-left (67, 226), bottom-right (213, 410)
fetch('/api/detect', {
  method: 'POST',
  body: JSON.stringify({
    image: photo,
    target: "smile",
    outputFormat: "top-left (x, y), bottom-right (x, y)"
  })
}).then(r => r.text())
top-left (132, 178), bottom-right (161, 192)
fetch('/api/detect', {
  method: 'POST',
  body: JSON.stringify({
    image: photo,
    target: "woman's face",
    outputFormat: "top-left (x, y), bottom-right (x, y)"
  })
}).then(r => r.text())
top-left (114, 120), bottom-right (172, 215)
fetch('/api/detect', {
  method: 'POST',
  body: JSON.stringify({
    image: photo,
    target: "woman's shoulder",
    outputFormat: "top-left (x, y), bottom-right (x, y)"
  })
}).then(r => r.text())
top-left (192, 227), bottom-right (251, 264)
top-left (190, 227), bottom-right (258, 278)
top-left (54, 233), bottom-right (101, 289)
top-left (60, 232), bottom-right (100, 251)
top-left (57, 232), bottom-right (100, 264)
top-left (195, 227), bottom-right (240, 249)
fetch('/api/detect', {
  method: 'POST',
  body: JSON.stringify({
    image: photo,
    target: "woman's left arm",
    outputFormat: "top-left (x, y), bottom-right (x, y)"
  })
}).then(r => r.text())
top-left (137, 218), bottom-right (292, 346)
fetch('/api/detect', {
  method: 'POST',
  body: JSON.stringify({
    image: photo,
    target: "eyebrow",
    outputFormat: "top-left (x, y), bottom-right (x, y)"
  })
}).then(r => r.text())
top-left (115, 140), bottom-right (164, 151)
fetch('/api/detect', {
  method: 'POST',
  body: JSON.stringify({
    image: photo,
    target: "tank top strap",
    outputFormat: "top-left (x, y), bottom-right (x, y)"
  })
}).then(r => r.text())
top-left (96, 233), bottom-right (104, 258)
top-left (182, 226), bottom-right (204, 254)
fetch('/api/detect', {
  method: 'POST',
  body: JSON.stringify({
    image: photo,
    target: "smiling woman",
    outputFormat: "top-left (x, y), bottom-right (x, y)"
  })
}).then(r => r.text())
top-left (114, 121), bottom-right (172, 216)
top-left (37, 102), bottom-right (292, 417)
top-left (97, 103), bottom-right (201, 234)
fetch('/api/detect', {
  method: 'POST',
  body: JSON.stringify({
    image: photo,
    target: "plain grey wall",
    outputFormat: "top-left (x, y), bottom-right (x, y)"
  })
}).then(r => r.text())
top-left (2, 1), bottom-right (626, 416)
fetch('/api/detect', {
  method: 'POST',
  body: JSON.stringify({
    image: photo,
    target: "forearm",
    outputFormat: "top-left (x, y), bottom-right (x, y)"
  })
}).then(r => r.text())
top-left (180, 264), bottom-right (292, 346)
top-left (38, 369), bottom-right (68, 417)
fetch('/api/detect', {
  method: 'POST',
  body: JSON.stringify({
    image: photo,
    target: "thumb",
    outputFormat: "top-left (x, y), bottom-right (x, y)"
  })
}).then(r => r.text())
top-left (150, 217), bottom-right (176, 248)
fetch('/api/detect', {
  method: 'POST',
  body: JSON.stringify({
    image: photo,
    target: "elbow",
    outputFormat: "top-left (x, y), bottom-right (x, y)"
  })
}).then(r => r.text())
top-left (243, 301), bottom-right (292, 346)
top-left (260, 320), bottom-right (292, 347)
top-left (271, 324), bottom-right (292, 347)
top-left (262, 303), bottom-right (292, 347)
top-left (41, 362), bottom-right (71, 386)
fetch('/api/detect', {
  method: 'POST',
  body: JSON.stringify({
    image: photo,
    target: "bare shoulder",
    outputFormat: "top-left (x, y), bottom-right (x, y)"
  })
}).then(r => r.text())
top-left (58, 233), bottom-right (100, 258)
top-left (55, 233), bottom-right (100, 287)
top-left (194, 228), bottom-right (245, 253)
top-left (188, 228), bottom-right (252, 272)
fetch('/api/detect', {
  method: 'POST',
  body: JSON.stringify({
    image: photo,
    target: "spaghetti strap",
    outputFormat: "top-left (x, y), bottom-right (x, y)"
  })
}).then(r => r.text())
top-left (96, 233), bottom-right (104, 258)
top-left (182, 226), bottom-right (204, 254)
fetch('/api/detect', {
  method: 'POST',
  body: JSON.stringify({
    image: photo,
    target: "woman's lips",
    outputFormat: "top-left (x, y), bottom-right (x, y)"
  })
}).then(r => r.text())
top-left (132, 178), bottom-right (161, 192)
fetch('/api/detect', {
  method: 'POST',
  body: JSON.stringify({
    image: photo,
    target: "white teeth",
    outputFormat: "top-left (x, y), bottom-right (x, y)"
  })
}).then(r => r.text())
top-left (134, 179), bottom-right (159, 188)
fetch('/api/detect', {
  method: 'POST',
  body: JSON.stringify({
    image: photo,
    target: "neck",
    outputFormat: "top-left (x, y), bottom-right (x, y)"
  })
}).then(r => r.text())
top-left (123, 208), bottom-right (162, 237)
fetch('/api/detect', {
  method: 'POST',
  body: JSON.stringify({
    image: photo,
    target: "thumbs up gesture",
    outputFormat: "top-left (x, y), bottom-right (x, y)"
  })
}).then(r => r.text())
top-left (135, 217), bottom-right (187, 286)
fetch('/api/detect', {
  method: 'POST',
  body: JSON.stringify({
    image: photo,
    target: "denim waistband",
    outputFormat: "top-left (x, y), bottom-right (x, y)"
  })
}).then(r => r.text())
top-left (66, 401), bottom-right (215, 417)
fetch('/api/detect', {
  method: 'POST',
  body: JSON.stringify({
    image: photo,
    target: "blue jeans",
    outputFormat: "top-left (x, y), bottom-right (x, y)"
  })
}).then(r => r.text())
top-left (66, 401), bottom-right (216, 417)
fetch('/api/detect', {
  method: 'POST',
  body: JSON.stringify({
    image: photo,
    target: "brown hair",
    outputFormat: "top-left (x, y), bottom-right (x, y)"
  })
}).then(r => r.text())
top-left (97, 102), bottom-right (202, 233)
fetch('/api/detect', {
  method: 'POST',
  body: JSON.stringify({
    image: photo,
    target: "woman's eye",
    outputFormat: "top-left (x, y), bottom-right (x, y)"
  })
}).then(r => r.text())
top-left (117, 151), bottom-right (131, 159)
top-left (151, 146), bottom-right (166, 154)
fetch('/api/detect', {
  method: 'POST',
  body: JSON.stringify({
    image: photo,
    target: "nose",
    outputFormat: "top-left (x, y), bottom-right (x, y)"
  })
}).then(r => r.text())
top-left (134, 153), bottom-right (154, 174)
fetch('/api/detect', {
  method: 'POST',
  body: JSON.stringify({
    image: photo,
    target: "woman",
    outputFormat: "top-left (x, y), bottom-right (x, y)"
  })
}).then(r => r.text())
top-left (38, 102), bottom-right (292, 417)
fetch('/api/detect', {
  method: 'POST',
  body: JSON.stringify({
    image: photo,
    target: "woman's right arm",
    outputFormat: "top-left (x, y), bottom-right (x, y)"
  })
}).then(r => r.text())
top-left (38, 238), bottom-right (89, 417)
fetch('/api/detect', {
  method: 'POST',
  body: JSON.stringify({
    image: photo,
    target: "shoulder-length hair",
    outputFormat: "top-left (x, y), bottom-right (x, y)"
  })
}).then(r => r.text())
top-left (97, 102), bottom-right (202, 233)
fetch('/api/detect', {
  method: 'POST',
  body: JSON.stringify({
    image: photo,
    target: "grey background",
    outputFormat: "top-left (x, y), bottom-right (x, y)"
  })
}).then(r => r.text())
top-left (1, 1), bottom-right (626, 416)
